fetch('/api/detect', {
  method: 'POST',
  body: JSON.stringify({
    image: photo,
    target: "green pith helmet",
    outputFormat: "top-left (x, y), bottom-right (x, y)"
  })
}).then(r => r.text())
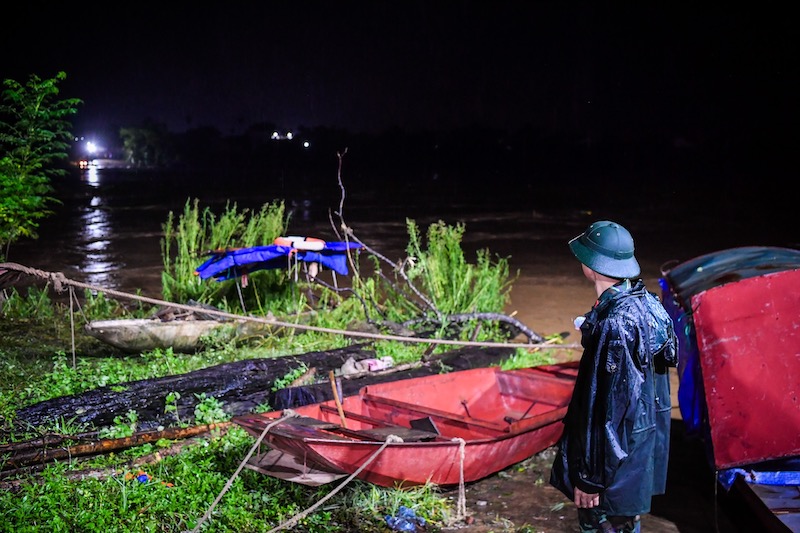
top-left (568, 220), bottom-right (641, 279)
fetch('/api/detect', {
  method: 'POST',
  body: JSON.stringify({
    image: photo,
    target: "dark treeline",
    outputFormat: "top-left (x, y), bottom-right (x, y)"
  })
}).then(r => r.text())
top-left (72, 122), bottom-right (792, 215)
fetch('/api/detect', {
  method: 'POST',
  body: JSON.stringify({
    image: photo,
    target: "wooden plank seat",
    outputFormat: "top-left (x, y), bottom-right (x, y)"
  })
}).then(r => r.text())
top-left (282, 415), bottom-right (339, 429)
top-left (361, 393), bottom-right (509, 432)
top-left (318, 404), bottom-right (444, 442)
top-left (354, 426), bottom-right (441, 442)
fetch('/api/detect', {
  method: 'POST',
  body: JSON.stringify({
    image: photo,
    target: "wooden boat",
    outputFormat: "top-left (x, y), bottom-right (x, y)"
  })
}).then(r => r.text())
top-left (233, 361), bottom-right (578, 488)
top-left (661, 246), bottom-right (800, 532)
top-left (84, 317), bottom-right (237, 353)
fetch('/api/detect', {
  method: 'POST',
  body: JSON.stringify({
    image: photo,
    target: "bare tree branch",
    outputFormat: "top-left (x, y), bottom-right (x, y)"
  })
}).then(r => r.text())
top-left (322, 150), bottom-right (544, 343)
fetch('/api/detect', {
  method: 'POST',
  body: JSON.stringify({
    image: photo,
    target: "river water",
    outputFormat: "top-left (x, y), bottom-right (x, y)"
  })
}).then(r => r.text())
top-left (6, 160), bottom-right (796, 339)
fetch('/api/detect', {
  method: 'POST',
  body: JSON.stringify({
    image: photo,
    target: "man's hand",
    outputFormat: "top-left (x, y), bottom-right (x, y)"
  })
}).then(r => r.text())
top-left (574, 486), bottom-right (600, 508)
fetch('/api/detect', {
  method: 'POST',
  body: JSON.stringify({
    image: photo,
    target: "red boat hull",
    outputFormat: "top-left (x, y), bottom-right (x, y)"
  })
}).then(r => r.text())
top-left (234, 362), bottom-right (577, 487)
top-left (692, 268), bottom-right (800, 469)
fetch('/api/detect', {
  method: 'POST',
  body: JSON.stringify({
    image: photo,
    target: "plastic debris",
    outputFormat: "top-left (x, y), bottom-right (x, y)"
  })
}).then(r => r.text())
top-left (123, 470), bottom-right (173, 487)
top-left (124, 470), bottom-right (150, 483)
top-left (385, 505), bottom-right (426, 532)
top-left (363, 356), bottom-right (394, 371)
top-left (341, 356), bottom-right (395, 375)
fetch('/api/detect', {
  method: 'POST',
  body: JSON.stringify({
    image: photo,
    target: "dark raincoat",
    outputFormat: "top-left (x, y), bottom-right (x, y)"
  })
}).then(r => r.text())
top-left (550, 279), bottom-right (678, 516)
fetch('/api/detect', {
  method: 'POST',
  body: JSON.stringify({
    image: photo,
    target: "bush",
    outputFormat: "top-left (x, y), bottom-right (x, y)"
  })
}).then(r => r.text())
top-left (0, 72), bottom-right (81, 256)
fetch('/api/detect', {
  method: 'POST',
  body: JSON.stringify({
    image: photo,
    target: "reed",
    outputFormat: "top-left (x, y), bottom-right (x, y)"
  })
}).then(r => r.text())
top-left (160, 198), bottom-right (291, 313)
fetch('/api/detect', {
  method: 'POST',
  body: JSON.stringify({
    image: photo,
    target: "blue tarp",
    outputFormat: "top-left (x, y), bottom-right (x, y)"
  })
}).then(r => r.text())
top-left (718, 458), bottom-right (800, 490)
top-left (195, 242), bottom-right (362, 281)
top-left (659, 277), bottom-right (706, 437)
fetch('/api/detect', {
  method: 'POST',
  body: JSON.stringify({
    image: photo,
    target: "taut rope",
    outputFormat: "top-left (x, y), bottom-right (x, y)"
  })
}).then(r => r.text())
top-left (190, 411), bottom-right (300, 533)
top-left (266, 433), bottom-right (404, 533)
top-left (0, 262), bottom-right (582, 351)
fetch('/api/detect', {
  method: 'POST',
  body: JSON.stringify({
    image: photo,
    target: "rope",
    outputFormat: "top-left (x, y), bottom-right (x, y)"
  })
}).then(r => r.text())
top-left (190, 412), bottom-right (299, 533)
top-left (452, 437), bottom-right (467, 521)
top-left (4, 261), bottom-right (556, 528)
top-left (234, 279), bottom-right (247, 313)
top-left (0, 262), bottom-right (582, 352)
top-left (266, 434), bottom-right (404, 533)
top-left (68, 286), bottom-right (76, 367)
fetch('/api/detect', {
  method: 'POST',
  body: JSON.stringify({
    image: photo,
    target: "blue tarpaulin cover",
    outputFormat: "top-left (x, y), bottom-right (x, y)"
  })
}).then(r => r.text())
top-left (195, 241), bottom-right (361, 281)
top-left (718, 458), bottom-right (800, 490)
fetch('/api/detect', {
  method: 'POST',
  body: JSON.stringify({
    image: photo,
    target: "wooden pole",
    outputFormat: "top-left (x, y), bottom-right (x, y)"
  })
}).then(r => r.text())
top-left (328, 370), bottom-right (347, 428)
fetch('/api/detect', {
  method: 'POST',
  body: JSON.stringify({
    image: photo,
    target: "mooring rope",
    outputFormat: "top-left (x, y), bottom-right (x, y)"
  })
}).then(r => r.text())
top-left (190, 411), bottom-right (300, 533)
top-left (0, 262), bottom-right (582, 351)
top-left (2, 262), bottom-right (565, 528)
top-left (266, 434), bottom-right (404, 533)
top-left (452, 437), bottom-right (468, 521)
top-left (68, 286), bottom-right (77, 367)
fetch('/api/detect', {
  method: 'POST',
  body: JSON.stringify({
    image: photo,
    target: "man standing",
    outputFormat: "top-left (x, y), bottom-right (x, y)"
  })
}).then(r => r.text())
top-left (550, 220), bottom-right (678, 533)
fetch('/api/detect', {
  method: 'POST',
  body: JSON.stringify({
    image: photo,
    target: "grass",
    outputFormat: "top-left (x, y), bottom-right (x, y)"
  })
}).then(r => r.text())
top-left (1, 425), bottom-right (445, 532)
top-left (0, 313), bottom-right (465, 532)
top-left (0, 204), bottom-right (563, 531)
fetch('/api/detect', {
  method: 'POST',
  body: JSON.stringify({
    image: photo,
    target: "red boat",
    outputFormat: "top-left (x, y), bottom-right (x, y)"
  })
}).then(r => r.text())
top-left (233, 362), bottom-right (578, 488)
top-left (661, 246), bottom-right (800, 532)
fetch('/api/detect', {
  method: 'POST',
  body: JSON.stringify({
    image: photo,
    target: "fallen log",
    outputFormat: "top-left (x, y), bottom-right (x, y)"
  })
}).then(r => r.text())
top-left (0, 430), bottom-right (101, 454)
top-left (14, 345), bottom-right (514, 433)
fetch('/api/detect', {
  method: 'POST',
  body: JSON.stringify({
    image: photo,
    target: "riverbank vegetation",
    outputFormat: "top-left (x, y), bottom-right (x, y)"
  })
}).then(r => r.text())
top-left (0, 199), bottom-right (559, 531)
top-left (0, 72), bottom-right (559, 530)
top-left (0, 72), bottom-right (81, 259)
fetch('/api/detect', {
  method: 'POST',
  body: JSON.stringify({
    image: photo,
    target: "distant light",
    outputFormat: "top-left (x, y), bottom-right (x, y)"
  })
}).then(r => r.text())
top-left (86, 141), bottom-right (98, 154)
top-left (272, 131), bottom-right (280, 140)
top-left (303, 141), bottom-right (310, 149)
top-left (85, 166), bottom-right (99, 186)
top-left (286, 131), bottom-right (293, 140)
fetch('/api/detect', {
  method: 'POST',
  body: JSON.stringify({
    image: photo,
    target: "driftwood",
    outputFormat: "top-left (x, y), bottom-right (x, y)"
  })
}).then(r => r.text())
top-left (0, 431), bottom-right (212, 489)
top-left (14, 345), bottom-right (514, 434)
top-left (14, 345), bottom-right (375, 432)
top-left (1, 423), bottom-right (230, 472)
top-left (7, 345), bottom-right (513, 474)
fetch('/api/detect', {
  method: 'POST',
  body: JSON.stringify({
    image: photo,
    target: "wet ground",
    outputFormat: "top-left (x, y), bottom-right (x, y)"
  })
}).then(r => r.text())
top-left (438, 372), bottom-right (741, 533)
top-left (441, 434), bottom-right (739, 533)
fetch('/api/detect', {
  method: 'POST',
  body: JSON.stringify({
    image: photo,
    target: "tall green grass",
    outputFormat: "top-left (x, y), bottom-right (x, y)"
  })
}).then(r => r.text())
top-left (0, 201), bottom-right (557, 531)
top-left (405, 219), bottom-right (514, 316)
top-left (161, 198), bottom-right (292, 314)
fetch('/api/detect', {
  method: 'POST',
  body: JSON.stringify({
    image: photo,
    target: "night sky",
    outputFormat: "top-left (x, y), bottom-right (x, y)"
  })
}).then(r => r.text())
top-left (2, 3), bottom-right (795, 148)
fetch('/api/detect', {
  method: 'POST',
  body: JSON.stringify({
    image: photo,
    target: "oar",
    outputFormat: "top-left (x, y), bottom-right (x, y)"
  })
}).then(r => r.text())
top-left (328, 370), bottom-right (347, 428)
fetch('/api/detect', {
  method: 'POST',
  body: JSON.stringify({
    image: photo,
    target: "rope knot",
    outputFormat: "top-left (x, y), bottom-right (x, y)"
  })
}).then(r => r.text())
top-left (385, 434), bottom-right (404, 444)
top-left (49, 272), bottom-right (69, 293)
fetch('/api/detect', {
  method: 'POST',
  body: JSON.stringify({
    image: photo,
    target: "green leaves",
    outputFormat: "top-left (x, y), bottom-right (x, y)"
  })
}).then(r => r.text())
top-left (160, 198), bottom-right (290, 310)
top-left (99, 410), bottom-right (139, 439)
top-left (193, 393), bottom-right (230, 424)
top-left (0, 72), bottom-right (81, 255)
top-left (400, 218), bottom-right (517, 340)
